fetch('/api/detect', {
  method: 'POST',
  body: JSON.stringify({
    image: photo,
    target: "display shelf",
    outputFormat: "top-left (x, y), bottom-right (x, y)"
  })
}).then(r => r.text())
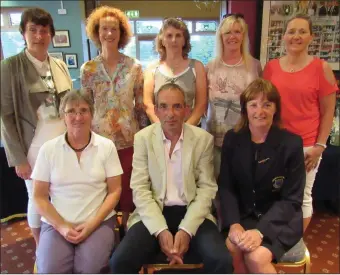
top-left (260, 0), bottom-right (339, 70)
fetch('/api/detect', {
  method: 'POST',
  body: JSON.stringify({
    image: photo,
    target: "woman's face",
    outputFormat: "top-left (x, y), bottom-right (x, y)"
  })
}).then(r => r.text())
top-left (23, 21), bottom-right (52, 54)
top-left (283, 18), bottom-right (313, 54)
top-left (221, 22), bottom-right (244, 52)
top-left (99, 16), bottom-right (120, 50)
top-left (64, 100), bottom-right (92, 133)
top-left (162, 26), bottom-right (185, 53)
top-left (246, 93), bottom-right (276, 131)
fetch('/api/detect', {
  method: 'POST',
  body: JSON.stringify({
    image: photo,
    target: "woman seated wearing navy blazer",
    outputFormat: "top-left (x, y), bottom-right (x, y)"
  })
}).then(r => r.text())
top-left (218, 78), bottom-right (305, 273)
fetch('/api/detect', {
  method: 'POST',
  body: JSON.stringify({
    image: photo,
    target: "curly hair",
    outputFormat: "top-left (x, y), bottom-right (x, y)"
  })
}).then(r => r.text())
top-left (85, 6), bottom-right (132, 50)
top-left (155, 18), bottom-right (191, 61)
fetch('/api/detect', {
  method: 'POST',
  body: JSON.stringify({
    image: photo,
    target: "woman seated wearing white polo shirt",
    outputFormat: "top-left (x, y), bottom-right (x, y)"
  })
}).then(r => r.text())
top-left (32, 90), bottom-right (123, 273)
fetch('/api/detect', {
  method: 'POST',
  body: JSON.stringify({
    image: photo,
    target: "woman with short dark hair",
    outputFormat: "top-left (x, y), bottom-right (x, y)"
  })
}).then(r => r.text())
top-left (1, 7), bottom-right (72, 248)
top-left (219, 78), bottom-right (305, 273)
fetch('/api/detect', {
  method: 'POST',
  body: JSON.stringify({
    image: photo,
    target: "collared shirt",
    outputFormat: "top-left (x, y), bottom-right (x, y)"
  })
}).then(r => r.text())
top-left (162, 129), bottom-right (187, 206)
top-left (31, 131), bottom-right (123, 225)
top-left (155, 128), bottom-right (192, 238)
top-left (25, 49), bottom-right (49, 76)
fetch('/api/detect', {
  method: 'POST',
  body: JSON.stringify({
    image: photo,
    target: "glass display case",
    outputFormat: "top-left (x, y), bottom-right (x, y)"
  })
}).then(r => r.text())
top-left (260, 0), bottom-right (340, 70)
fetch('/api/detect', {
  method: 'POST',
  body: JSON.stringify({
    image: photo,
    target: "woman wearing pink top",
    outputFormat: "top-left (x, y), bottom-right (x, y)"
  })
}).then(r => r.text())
top-left (263, 14), bottom-right (338, 232)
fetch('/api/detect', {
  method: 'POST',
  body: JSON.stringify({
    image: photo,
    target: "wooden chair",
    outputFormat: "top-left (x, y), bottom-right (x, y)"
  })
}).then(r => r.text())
top-left (274, 239), bottom-right (311, 273)
top-left (142, 263), bottom-right (204, 274)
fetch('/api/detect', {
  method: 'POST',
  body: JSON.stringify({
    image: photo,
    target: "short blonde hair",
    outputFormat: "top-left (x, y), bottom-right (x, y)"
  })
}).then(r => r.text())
top-left (215, 15), bottom-right (252, 70)
top-left (155, 18), bottom-right (191, 61)
top-left (86, 6), bottom-right (132, 50)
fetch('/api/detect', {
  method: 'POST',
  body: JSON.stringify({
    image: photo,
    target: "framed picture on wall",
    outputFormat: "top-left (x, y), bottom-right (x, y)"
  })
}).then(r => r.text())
top-left (64, 53), bottom-right (78, 69)
top-left (52, 30), bottom-right (70, 48)
top-left (49, 52), bottom-right (64, 61)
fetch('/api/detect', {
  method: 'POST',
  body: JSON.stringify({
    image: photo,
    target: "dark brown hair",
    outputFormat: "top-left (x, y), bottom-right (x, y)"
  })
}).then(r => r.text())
top-left (86, 6), bottom-right (132, 50)
top-left (155, 18), bottom-right (191, 61)
top-left (234, 78), bottom-right (282, 132)
top-left (284, 13), bottom-right (313, 35)
top-left (19, 8), bottom-right (55, 37)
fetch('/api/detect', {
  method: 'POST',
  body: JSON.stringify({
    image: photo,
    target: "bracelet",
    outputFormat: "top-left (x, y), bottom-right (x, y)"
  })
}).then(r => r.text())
top-left (314, 143), bottom-right (327, 149)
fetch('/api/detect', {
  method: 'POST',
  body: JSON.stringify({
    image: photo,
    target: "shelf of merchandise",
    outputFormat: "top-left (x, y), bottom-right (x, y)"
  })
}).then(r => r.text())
top-left (260, 0), bottom-right (340, 71)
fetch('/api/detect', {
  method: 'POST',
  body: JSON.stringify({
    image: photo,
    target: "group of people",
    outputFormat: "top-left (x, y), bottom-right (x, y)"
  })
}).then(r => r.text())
top-left (1, 4), bottom-right (338, 274)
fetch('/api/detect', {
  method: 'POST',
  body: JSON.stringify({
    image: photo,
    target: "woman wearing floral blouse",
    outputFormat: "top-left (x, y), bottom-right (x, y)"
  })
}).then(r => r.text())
top-left (81, 6), bottom-right (148, 230)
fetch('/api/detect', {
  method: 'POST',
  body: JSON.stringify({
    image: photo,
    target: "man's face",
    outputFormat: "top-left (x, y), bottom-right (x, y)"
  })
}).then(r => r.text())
top-left (155, 88), bottom-right (189, 133)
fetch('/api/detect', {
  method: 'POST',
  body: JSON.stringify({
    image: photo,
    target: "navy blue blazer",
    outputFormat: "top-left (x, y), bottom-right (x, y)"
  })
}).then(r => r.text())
top-left (218, 126), bottom-right (305, 248)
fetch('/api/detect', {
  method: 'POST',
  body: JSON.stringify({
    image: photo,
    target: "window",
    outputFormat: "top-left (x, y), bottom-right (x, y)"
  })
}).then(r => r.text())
top-left (121, 19), bottom-right (218, 68)
top-left (1, 8), bottom-right (25, 59)
top-left (9, 13), bottom-right (21, 26)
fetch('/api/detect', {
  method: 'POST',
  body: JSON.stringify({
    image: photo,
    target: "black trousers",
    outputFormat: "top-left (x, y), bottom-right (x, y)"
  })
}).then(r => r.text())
top-left (109, 206), bottom-right (233, 273)
top-left (0, 147), bottom-right (28, 220)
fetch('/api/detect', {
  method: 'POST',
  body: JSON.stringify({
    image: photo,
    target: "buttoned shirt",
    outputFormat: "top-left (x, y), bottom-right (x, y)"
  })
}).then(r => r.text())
top-left (155, 128), bottom-right (192, 237)
top-left (163, 129), bottom-right (187, 206)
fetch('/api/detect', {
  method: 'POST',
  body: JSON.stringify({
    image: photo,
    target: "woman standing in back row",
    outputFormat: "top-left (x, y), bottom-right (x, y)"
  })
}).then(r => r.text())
top-left (203, 13), bottom-right (262, 178)
top-left (263, 14), bottom-right (338, 232)
top-left (143, 17), bottom-right (207, 126)
top-left (81, 6), bottom-right (148, 230)
top-left (1, 8), bottom-right (72, 249)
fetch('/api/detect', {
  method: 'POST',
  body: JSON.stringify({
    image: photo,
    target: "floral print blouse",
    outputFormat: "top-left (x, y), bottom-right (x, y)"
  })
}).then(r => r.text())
top-left (80, 54), bottom-right (148, 150)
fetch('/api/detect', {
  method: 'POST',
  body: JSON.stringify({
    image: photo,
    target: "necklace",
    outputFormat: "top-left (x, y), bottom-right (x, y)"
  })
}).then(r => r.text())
top-left (222, 57), bottom-right (243, 68)
top-left (65, 132), bottom-right (91, 152)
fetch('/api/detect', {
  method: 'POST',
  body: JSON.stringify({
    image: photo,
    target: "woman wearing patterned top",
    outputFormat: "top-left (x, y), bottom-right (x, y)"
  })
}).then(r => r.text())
top-left (203, 14), bottom-right (262, 178)
top-left (0, 8), bottom-right (72, 248)
top-left (81, 6), bottom-right (148, 230)
top-left (144, 18), bottom-right (207, 125)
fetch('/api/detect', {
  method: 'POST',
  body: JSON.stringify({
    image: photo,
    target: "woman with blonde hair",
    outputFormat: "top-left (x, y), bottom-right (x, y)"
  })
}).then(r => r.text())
top-left (80, 6), bottom-right (148, 230)
top-left (143, 18), bottom-right (207, 125)
top-left (203, 14), bottom-right (262, 178)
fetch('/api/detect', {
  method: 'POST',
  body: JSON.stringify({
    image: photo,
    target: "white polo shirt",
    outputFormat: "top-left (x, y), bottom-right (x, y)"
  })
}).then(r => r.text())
top-left (31, 131), bottom-right (123, 225)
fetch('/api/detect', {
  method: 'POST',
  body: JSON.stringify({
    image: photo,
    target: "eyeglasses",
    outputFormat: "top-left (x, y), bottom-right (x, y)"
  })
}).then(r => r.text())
top-left (222, 13), bottom-right (244, 19)
top-left (64, 109), bottom-right (90, 118)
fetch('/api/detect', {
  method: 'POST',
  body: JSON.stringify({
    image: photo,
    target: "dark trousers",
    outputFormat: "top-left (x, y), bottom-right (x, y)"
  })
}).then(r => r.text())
top-left (109, 206), bottom-right (233, 273)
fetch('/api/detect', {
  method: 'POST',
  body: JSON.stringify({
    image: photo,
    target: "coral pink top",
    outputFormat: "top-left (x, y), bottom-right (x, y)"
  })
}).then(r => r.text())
top-left (263, 58), bottom-right (338, 146)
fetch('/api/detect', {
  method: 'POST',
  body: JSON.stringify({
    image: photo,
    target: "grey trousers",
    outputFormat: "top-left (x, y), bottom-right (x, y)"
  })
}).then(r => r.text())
top-left (36, 217), bottom-right (115, 274)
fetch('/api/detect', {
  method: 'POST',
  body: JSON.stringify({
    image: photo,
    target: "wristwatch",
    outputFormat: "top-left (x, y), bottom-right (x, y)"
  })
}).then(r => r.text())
top-left (314, 143), bottom-right (327, 149)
